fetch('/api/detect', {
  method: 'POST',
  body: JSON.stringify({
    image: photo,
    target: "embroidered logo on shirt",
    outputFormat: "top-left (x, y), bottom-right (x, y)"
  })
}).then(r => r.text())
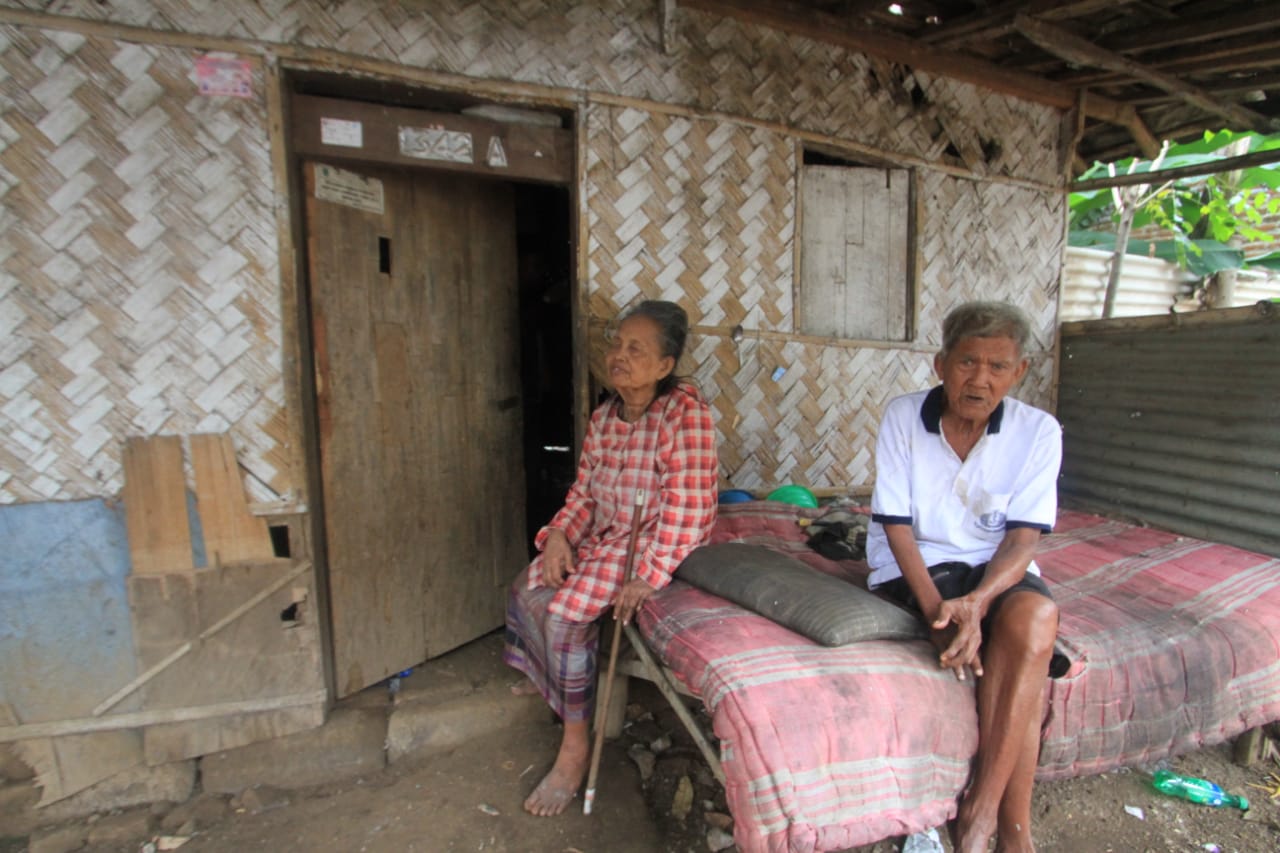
top-left (976, 510), bottom-right (1006, 532)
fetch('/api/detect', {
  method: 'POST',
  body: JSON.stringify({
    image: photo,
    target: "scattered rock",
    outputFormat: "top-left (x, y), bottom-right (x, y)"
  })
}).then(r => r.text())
top-left (704, 811), bottom-right (733, 831)
top-left (156, 837), bottom-right (191, 851)
top-left (0, 744), bottom-right (35, 782)
top-left (234, 785), bottom-right (291, 815)
top-left (28, 824), bottom-right (88, 853)
top-left (86, 808), bottom-right (156, 847)
top-left (671, 775), bottom-right (694, 821)
top-left (477, 803), bottom-right (500, 816)
top-left (649, 734), bottom-right (673, 753)
top-left (160, 793), bottom-right (231, 832)
top-left (625, 703), bottom-right (650, 722)
top-left (177, 818), bottom-right (197, 836)
top-left (0, 779), bottom-right (40, 837)
top-left (706, 826), bottom-right (735, 851)
top-left (628, 745), bottom-right (656, 782)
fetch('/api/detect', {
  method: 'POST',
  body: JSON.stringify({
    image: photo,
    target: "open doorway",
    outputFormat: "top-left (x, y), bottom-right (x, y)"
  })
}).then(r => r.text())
top-left (515, 185), bottom-right (574, 551)
top-left (286, 76), bottom-right (576, 697)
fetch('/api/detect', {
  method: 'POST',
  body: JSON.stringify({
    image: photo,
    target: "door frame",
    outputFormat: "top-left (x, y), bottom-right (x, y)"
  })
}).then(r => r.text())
top-left (274, 68), bottom-right (582, 702)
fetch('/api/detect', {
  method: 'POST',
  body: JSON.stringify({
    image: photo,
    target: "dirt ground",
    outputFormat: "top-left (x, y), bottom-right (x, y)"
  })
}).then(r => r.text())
top-left (7, 681), bottom-right (1280, 853)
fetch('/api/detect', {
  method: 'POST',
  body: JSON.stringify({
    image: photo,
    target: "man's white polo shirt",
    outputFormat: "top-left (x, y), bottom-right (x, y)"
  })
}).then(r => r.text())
top-left (866, 386), bottom-right (1062, 589)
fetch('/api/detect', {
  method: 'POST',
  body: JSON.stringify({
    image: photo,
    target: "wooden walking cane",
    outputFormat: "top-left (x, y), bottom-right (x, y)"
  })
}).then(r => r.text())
top-left (583, 488), bottom-right (646, 815)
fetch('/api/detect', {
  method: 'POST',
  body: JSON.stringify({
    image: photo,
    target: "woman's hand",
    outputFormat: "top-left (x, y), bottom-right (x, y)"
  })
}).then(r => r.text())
top-left (931, 595), bottom-right (985, 680)
top-left (540, 528), bottom-right (575, 588)
top-left (614, 577), bottom-right (656, 626)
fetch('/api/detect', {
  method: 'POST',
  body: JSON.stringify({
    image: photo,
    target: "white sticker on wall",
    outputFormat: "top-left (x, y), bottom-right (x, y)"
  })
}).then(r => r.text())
top-left (398, 126), bottom-right (474, 164)
top-left (314, 164), bottom-right (384, 215)
top-left (320, 117), bottom-right (363, 148)
top-left (486, 136), bottom-right (509, 168)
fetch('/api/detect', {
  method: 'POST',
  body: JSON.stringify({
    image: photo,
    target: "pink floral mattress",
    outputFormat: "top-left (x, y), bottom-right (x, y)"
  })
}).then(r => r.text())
top-left (637, 503), bottom-right (1280, 852)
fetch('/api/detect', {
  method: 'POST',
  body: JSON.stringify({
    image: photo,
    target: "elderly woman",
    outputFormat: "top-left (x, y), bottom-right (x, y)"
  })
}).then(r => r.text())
top-left (866, 301), bottom-right (1061, 853)
top-left (504, 300), bottom-right (718, 816)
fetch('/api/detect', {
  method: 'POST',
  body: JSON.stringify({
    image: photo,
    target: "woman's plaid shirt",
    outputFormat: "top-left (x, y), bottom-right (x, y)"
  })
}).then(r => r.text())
top-left (524, 381), bottom-right (718, 622)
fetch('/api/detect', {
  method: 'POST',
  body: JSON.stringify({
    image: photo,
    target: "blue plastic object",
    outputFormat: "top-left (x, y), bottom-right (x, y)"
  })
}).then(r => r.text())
top-left (719, 489), bottom-right (754, 504)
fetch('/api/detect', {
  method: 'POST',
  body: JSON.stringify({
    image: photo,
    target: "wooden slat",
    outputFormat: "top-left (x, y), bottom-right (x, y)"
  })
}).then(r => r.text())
top-left (191, 433), bottom-right (276, 566)
top-left (122, 436), bottom-right (193, 574)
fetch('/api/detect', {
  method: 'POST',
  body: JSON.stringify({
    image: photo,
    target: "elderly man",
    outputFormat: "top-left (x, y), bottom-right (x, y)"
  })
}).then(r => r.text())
top-left (866, 301), bottom-right (1062, 853)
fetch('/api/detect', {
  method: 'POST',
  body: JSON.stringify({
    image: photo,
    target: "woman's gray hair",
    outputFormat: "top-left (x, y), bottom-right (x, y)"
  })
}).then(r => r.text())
top-left (619, 300), bottom-right (689, 396)
top-left (941, 301), bottom-right (1032, 358)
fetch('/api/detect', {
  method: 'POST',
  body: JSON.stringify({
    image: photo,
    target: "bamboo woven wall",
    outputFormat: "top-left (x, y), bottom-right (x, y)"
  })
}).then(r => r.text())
top-left (0, 25), bottom-right (286, 503)
top-left (1, 0), bottom-right (1064, 185)
top-left (584, 104), bottom-right (1061, 489)
top-left (0, 0), bottom-right (1066, 501)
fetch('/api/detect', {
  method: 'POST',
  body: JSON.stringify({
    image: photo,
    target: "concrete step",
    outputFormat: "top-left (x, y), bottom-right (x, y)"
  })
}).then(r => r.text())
top-left (3, 630), bottom-right (543, 834)
top-left (201, 629), bottom-right (545, 789)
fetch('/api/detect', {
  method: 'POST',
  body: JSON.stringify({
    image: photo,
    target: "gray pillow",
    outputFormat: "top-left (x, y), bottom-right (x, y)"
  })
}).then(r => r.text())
top-left (675, 543), bottom-right (927, 645)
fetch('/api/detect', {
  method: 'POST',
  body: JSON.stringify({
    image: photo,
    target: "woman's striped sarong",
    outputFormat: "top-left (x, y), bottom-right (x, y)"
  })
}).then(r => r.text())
top-left (503, 582), bottom-right (599, 723)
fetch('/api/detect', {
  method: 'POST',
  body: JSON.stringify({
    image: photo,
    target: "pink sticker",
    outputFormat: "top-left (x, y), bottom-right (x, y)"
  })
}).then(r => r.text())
top-left (195, 56), bottom-right (253, 98)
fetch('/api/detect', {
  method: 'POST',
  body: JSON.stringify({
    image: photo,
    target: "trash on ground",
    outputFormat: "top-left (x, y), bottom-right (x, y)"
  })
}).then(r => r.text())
top-left (901, 827), bottom-right (945, 853)
top-left (1123, 804), bottom-right (1145, 820)
top-left (477, 803), bottom-right (500, 816)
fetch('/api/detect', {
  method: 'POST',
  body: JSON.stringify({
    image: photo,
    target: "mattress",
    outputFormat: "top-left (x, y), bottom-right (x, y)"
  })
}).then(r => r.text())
top-left (637, 503), bottom-right (1280, 852)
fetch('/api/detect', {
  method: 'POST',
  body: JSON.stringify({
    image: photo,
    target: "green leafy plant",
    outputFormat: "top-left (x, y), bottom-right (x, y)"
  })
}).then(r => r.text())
top-left (1070, 130), bottom-right (1280, 278)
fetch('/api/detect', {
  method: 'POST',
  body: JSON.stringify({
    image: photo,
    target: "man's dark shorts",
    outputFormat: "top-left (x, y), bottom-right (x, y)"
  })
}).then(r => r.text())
top-left (878, 561), bottom-right (1069, 678)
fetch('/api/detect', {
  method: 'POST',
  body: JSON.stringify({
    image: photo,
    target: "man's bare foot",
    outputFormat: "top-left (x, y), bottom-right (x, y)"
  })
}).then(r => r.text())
top-left (523, 751), bottom-right (588, 816)
top-left (953, 804), bottom-right (998, 853)
top-left (993, 820), bottom-right (1036, 853)
top-left (510, 678), bottom-right (540, 696)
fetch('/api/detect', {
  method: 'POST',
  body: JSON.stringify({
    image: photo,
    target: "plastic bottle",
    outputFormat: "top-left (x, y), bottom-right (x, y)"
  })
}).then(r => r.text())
top-left (1151, 769), bottom-right (1249, 810)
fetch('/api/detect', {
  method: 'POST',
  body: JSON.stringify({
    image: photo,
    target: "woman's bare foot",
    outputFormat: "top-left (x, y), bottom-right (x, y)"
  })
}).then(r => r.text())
top-left (523, 764), bottom-right (583, 816)
top-left (510, 678), bottom-right (540, 696)
top-left (524, 721), bottom-right (589, 817)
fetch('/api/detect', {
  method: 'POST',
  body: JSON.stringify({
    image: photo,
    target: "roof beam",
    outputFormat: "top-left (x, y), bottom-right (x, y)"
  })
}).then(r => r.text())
top-left (1062, 35), bottom-right (1280, 86)
top-left (920, 0), bottom-right (1132, 48)
top-left (681, 0), bottom-right (1130, 124)
top-left (1101, 6), bottom-right (1280, 56)
top-left (1072, 145), bottom-right (1280, 191)
top-left (1128, 70), bottom-right (1280, 107)
top-left (1013, 14), bottom-right (1280, 133)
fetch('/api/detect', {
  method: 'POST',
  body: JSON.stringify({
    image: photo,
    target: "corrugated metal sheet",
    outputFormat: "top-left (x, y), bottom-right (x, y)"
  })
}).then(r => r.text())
top-left (1062, 247), bottom-right (1280, 322)
top-left (1057, 306), bottom-right (1280, 557)
top-left (1061, 247), bottom-right (1196, 321)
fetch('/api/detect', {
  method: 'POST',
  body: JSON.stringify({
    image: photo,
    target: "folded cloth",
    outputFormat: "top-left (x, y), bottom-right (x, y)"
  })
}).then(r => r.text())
top-left (675, 542), bottom-right (927, 646)
top-left (804, 508), bottom-right (869, 561)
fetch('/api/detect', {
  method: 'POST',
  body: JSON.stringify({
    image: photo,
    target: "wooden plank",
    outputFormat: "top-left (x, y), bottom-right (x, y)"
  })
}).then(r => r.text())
top-left (122, 436), bottom-right (193, 574)
top-left (125, 561), bottom-right (327, 763)
top-left (0, 693), bottom-right (327, 743)
top-left (291, 95), bottom-right (573, 185)
top-left (1072, 145), bottom-right (1280, 192)
top-left (191, 433), bottom-right (276, 566)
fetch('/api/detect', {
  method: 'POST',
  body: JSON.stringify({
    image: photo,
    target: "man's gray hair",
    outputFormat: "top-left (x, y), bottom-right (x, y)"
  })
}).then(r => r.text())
top-left (941, 301), bottom-right (1033, 358)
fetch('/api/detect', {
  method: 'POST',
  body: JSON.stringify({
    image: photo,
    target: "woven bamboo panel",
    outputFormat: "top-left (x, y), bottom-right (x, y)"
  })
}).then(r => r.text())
top-left (0, 26), bottom-right (286, 503)
top-left (584, 107), bottom-right (1062, 489)
top-left (2, 0), bottom-right (1063, 184)
top-left (584, 103), bottom-right (796, 330)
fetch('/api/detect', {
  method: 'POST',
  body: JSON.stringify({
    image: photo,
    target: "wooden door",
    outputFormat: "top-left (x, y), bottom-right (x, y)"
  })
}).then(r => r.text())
top-left (304, 161), bottom-right (526, 697)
